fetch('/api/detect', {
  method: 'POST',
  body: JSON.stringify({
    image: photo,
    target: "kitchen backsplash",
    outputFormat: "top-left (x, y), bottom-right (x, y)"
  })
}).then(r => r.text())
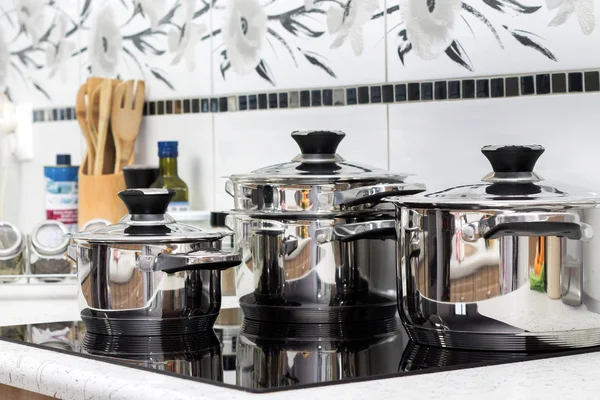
top-left (2, 0), bottom-right (599, 231)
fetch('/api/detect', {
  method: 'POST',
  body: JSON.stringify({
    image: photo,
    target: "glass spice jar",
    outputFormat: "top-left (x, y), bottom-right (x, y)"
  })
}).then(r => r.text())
top-left (29, 220), bottom-right (74, 282)
top-left (0, 221), bottom-right (25, 282)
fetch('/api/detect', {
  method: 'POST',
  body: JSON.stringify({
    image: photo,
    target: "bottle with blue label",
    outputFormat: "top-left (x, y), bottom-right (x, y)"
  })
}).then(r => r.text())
top-left (44, 154), bottom-right (79, 232)
top-left (150, 141), bottom-right (189, 212)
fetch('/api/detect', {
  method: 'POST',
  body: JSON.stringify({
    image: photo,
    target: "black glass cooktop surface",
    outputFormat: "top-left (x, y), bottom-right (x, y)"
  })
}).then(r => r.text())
top-left (0, 315), bottom-right (597, 393)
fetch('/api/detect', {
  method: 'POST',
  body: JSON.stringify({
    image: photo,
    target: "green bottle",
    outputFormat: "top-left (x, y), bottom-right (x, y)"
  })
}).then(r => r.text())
top-left (150, 141), bottom-right (190, 212)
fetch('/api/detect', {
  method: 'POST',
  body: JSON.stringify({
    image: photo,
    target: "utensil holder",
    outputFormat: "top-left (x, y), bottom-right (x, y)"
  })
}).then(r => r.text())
top-left (78, 155), bottom-right (129, 227)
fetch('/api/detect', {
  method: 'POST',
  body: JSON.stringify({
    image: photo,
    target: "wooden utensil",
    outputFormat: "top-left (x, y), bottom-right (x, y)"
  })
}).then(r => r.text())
top-left (93, 79), bottom-right (115, 175)
top-left (75, 83), bottom-right (94, 175)
top-left (86, 81), bottom-right (101, 170)
top-left (112, 80), bottom-right (145, 173)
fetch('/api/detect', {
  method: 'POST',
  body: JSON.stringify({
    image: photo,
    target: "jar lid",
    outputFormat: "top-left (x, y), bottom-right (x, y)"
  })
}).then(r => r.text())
top-left (72, 189), bottom-right (228, 244)
top-left (31, 220), bottom-right (70, 256)
top-left (229, 130), bottom-right (410, 183)
top-left (80, 219), bottom-right (112, 232)
top-left (394, 145), bottom-right (600, 209)
top-left (0, 222), bottom-right (23, 258)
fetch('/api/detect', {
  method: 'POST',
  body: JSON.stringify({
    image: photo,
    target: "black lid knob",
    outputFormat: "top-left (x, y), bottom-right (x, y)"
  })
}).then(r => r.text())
top-left (118, 189), bottom-right (175, 215)
top-left (291, 130), bottom-right (345, 155)
top-left (482, 145), bottom-right (544, 173)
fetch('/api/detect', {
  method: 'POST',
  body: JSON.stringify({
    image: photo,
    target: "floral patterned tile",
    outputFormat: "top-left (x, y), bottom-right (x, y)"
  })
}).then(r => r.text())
top-left (79, 0), bottom-right (212, 99)
top-left (386, 0), bottom-right (600, 82)
top-left (211, 0), bottom-right (386, 95)
top-left (1, 0), bottom-right (81, 106)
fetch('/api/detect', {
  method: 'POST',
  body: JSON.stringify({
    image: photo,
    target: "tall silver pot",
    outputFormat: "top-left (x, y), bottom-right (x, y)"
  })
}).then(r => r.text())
top-left (390, 145), bottom-right (600, 351)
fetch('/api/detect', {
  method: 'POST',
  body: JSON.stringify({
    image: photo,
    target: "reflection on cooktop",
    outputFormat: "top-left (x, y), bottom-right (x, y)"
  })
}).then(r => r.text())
top-left (0, 318), bottom-right (596, 393)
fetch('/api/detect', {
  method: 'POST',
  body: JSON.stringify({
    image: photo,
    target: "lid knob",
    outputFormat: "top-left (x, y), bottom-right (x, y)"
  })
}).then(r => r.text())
top-left (482, 145), bottom-right (544, 173)
top-left (291, 130), bottom-right (345, 155)
top-left (118, 189), bottom-right (175, 215)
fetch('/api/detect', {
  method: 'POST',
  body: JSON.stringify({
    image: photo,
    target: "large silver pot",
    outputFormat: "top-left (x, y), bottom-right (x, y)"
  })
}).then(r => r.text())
top-left (389, 145), bottom-right (600, 351)
top-left (69, 189), bottom-right (241, 336)
top-left (227, 130), bottom-right (425, 323)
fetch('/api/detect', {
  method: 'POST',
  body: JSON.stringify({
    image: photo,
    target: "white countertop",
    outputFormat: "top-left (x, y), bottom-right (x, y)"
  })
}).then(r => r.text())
top-left (1, 284), bottom-right (600, 399)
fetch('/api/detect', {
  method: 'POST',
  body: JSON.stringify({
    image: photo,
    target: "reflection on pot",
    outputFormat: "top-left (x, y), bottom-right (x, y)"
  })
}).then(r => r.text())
top-left (236, 317), bottom-right (406, 389)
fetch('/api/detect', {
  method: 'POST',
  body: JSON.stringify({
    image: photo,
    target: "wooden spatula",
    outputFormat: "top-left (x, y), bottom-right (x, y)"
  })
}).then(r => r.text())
top-left (86, 78), bottom-right (103, 166)
top-left (93, 79), bottom-right (115, 175)
top-left (112, 80), bottom-right (145, 173)
top-left (75, 82), bottom-right (94, 175)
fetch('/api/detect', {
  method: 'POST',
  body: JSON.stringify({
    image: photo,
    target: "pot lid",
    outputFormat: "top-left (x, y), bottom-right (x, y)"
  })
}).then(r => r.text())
top-left (72, 189), bottom-right (228, 243)
top-left (0, 222), bottom-right (23, 258)
top-left (395, 145), bottom-right (600, 209)
top-left (31, 220), bottom-right (70, 256)
top-left (229, 130), bottom-right (410, 183)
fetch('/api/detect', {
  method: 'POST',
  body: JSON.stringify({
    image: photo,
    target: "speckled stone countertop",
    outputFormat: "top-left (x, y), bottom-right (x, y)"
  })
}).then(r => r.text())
top-left (0, 283), bottom-right (599, 399)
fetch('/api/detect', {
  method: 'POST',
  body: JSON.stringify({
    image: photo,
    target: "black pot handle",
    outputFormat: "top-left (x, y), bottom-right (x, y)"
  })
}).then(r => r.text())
top-left (291, 130), bottom-right (345, 155)
top-left (484, 222), bottom-right (584, 241)
top-left (480, 213), bottom-right (593, 242)
top-left (155, 249), bottom-right (242, 273)
top-left (315, 220), bottom-right (397, 243)
top-left (481, 145), bottom-right (544, 173)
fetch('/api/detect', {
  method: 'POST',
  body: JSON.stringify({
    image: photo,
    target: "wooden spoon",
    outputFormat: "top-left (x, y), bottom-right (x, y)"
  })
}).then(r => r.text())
top-left (75, 83), bottom-right (94, 175)
top-left (93, 79), bottom-right (115, 175)
top-left (112, 80), bottom-right (145, 173)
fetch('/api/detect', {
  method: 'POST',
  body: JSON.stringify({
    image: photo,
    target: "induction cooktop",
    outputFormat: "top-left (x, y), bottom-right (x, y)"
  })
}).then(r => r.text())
top-left (0, 314), bottom-right (598, 393)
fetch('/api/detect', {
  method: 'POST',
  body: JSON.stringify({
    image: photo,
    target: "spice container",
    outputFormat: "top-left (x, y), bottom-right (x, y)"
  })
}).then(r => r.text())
top-left (0, 221), bottom-right (26, 282)
top-left (29, 220), bottom-right (74, 282)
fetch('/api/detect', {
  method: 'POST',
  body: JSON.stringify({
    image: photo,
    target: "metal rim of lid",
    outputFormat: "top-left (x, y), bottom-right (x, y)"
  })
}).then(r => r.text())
top-left (72, 225), bottom-right (229, 244)
top-left (228, 171), bottom-right (412, 183)
top-left (0, 221), bottom-right (23, 258)
top-left (31, 220), bottom-right (71, 256)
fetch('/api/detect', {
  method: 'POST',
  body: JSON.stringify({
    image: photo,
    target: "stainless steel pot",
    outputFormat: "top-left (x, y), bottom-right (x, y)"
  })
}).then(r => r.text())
top-left (69, 189), bottom-right (241, 336)
top-left (389, 145), bottom-right (600, 351)
top-left (227, 130), bottom-right (425, 323)
top-left (236, 318), bottom-right (405, 389)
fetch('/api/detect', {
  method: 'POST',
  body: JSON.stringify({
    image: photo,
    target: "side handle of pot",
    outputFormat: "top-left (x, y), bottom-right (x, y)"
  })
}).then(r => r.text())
top-left (315, 220), bottom-right (396, 244)
top-left (334, 183), bottom-right (426, 208)
top-left (479, 212), bottom-right (594, 242)
top-left (225, 179), bottom-right (234, 197)
top-left (154, 248), bottom-right (242, 274)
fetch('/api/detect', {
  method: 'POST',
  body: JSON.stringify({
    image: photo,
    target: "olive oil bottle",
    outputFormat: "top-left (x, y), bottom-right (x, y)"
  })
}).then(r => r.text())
top-left (150, 141), bottom-right (189, 212)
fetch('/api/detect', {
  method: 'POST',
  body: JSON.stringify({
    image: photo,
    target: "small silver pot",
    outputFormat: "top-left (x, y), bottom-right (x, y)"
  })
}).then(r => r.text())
top-left (227, 130), bottom-right (425, 323)
top-left (69, 189), bottom-right (241, 336)
top-left (389, 145), bottom-right (600, 351)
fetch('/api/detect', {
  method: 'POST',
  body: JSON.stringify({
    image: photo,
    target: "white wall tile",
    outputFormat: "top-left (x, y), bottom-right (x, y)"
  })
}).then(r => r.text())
top-left (136, 114), bottom-right (215, 211)
top-left (79, 0), bottom-right (212, 99)
top-left (17, 121), bottom-right (84, 233)
top-left (388, 94), bottom-right (600, 193)
top-left (2, 0), bottom-right (80, 106)
top-left (212, 0), bottom-right (386, 95)
top-left (213, 104), bottom-right (389, 209)
top-left (386, 1), bottom-right (600, 82)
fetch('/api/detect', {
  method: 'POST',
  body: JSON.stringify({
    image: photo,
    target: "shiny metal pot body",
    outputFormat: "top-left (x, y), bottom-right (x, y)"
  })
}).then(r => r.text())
top-left (231, 213), bottom-right (399, 323)
top-left (72, 240), bottom-right (231, 336)
top-left (397, 205), bottom-right (600, 351)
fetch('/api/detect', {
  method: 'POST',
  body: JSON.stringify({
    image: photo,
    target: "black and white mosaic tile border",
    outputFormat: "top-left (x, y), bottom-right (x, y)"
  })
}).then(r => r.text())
top-left (33, 70), bottom-right (600, 123)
